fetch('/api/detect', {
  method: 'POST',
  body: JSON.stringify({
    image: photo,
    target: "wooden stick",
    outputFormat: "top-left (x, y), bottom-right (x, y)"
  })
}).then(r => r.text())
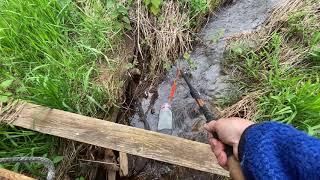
top-left (105, 109), bottom-right (120, 180)
top-left (105, 149), bottom-right (117, 180)
top-left (0, 168), bottom-right (35, 180)
top-left (3, 102), bottom-right (229, 177)
top-left (119, 152), bottom-right (129, 177)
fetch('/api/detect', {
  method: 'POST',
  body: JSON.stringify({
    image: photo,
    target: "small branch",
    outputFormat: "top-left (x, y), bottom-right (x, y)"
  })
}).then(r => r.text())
top-left (78, 159), bottom-right (119, 167)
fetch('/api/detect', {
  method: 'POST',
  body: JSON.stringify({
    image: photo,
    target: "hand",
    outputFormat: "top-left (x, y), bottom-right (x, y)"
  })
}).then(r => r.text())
top-left (204, 117), bottom-right (254, 169)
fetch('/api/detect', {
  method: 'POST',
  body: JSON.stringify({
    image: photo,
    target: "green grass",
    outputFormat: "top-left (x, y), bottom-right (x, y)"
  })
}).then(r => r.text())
top-left (225, 2), bottom-right (320, 137)
top-left (181, 0), bottom-right (222, 28)
top-left (258, 75), bottom-right (320, 136)
top-left (0, 0), bottom-right (128, 115)
top-left (144, 0), bottom-right (220, 24)
top-left (0, 0), bottom-right (130, 175)
top-left (0, 125), bottom-right (59, 177)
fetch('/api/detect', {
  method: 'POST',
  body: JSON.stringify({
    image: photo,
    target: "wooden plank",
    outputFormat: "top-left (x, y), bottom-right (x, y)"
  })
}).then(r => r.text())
top-left (0, 168), bottom-right (35, 180)
top-left (119, 152), bottom-right (129, 177)
top-left (6, 102), bottom-right (229, 177)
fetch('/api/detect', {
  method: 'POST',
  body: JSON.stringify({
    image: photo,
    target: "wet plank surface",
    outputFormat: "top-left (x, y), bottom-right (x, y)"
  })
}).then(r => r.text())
top-left (7, 102), bottom-right (229, 177)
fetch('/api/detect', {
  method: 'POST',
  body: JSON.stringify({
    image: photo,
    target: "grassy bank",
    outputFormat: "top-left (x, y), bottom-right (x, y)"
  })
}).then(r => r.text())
top-left (0, 0), bottom-right (223, 178)
top-left (223, 0), bottom-right (320, 137)
top-left (0, 0), bottom-right (130, 177)
top-left (0, 0), bottom-right (128, 115)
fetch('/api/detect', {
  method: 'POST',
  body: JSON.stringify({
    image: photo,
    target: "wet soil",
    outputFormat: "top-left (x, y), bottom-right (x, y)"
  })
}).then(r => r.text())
top-left (128, 0), bottom-right (281, 179)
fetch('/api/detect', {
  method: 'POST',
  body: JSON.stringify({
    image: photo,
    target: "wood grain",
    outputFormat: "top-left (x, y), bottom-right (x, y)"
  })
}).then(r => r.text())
top-left (0, 168), bottom-right (35, 180)
top-left (9, 103), bottom-right (229, 176)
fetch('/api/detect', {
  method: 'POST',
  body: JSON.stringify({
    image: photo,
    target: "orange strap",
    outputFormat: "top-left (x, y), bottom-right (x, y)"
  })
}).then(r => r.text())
top-left (168, 70), bottom-right (180, 103)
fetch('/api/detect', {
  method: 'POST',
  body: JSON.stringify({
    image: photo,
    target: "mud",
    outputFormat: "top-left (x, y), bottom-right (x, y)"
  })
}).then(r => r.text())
top-left (129, 0), bottom-right (281, 178)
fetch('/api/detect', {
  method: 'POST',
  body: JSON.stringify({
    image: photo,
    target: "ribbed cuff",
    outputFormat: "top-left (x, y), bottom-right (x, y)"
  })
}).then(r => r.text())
top-left (238, 123), bottom-right (259, 162)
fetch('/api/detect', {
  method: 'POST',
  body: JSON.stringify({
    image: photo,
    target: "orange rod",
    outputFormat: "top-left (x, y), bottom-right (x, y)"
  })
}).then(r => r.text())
top-left (168, 70), bottom-right (181, 103)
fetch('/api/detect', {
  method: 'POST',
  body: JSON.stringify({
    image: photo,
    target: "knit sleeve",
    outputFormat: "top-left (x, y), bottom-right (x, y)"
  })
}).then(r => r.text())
top-left (238, 122), bottom-right (320, 180)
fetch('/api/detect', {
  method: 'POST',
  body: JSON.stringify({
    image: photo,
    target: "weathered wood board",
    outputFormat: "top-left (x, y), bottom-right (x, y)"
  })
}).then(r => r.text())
top-left (0, 168), bottom-right (35, 180)
top-left (4, 102), bottom-right (229, 177)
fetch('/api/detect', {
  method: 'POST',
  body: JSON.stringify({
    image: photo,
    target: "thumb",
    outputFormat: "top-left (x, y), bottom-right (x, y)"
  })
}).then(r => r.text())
top-left (204, 121), bottom-right (216, 133)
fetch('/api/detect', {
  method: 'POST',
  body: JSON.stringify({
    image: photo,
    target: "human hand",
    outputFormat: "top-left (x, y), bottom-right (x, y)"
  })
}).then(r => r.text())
top-left (204, 117), bottom-right (254, 168)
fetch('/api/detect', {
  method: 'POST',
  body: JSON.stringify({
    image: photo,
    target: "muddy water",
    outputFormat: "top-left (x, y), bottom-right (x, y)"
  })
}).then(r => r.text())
top-left (129, 0), bottom-right (280, 178)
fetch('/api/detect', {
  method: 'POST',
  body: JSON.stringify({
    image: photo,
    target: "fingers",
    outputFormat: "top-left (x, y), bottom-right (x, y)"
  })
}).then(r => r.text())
top-left (208, 138), bottom-right (228, 169)
top-left (207, 131), bottom-right (213, 139)
top-left (204, 121), bottom-right (216, 133)
top-left (206, 121), bottom-right (227, 168)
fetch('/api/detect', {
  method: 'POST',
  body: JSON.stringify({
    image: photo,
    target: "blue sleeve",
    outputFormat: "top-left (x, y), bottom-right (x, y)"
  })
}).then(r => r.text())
top-left (238, 122), bottom-right (320, 180)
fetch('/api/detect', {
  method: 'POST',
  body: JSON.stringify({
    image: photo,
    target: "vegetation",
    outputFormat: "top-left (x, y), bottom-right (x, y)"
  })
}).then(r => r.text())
top-left (0, 0), bottom-right (129, 115)
top-left (0, 125), bottom-right (59, 177)
top-left (224, 0), bottom-right (320, 137)
top-left (0, 0), bottom-right (221, 177)
top-left (133, 0), bottom-right (222, 77)
top-left (182, 0), bottom-right (222, 27)
top-left (0, 0), bottom-right (130, 176)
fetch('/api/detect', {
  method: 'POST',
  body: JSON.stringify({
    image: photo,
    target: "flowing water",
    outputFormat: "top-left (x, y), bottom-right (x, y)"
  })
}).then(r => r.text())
top-left (129, 0), bottom-right (281, 178)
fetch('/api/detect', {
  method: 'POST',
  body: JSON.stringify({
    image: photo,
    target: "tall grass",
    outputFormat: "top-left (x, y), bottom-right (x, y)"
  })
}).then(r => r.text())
top-left (0, 0), bottom-right (129, 175)
top-left (225, 1), bottom-right (320, 137)
top-left (0, 125), bottom-right (58, 177)
top-left (180, 0), bottom-right (222, 28)
top-left (0, 0), bottom-right (127, 115)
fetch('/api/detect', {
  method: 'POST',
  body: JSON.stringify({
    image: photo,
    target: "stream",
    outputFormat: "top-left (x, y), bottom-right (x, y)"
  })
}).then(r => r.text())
top-left (129, 0), bottom-right (280, 179)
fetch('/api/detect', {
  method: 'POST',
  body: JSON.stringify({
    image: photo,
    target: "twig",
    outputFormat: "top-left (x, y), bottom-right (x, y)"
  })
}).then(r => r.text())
top-left (79, 159), bottom-right (119, 166)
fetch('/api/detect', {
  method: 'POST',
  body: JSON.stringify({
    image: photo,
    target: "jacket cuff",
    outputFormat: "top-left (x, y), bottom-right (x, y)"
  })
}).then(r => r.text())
top-left (238, 123), bottom-right (259, 162)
